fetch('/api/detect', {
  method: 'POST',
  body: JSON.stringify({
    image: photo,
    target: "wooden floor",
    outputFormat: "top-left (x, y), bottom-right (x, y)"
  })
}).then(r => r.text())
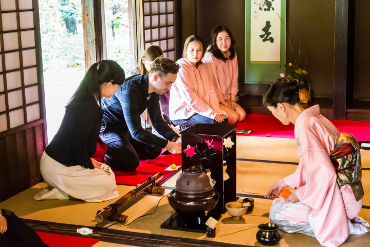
top-left (2, 136), bottom-right (370, 246)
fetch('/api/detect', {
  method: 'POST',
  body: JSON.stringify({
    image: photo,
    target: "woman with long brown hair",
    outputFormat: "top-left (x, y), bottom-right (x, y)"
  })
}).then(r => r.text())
top-left (169, 35), bottom-right (227, 130)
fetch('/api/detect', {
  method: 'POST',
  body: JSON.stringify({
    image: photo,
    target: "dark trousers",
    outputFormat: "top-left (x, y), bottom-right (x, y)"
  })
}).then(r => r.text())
top-left (100, 127), bottom-right (162, 172)
top-left (0, 209), bottom-right (48, 247)
top-left (172, 113), bottom-right (228, 131)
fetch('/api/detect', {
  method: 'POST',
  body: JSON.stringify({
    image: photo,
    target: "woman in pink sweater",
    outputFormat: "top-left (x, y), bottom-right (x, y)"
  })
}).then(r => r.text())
top-left (203, 26), bottom-right (246, 125)
top-left (169, 35), bottom-right (227, 130)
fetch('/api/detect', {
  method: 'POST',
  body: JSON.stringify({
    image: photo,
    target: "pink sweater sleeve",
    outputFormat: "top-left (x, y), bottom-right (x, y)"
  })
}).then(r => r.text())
top-left (203, 53), bottom-right (224, 102)
top-left (176, 67), bottom-right (217, 118)
top-left (231, 53), bottom-right (239, 96)
top-left (206, 70), bottom-right (227, 116)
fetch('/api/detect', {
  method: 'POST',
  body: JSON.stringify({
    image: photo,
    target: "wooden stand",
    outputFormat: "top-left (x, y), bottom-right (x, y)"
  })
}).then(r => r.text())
top-left (180, 124), bottom-right (237, 214)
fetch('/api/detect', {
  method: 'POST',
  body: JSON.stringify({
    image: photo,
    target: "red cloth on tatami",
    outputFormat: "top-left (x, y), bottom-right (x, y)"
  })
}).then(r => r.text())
top-left (114, 153), bottom-right (182, 185)
top-left (37, 232), bottom-right (99, 247)
top-left (236, 113), bottom-right (370, 142)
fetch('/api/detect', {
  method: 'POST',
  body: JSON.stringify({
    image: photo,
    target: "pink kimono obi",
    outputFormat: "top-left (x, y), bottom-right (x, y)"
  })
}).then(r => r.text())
top-left (271, 105), bottom-right (366, 246)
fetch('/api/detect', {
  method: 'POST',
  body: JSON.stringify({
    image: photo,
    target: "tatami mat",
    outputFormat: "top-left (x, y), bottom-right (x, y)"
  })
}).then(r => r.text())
top-left (94, 243), bottom-right (135, 247)
top-left (2, 136), bottom-right (370, 246)
top-left (236, 136), bottom-right (299, 163)
top-left (237, 136), bottom-right (370, 168)
top-left (236, 161), bottom-right (296, 196)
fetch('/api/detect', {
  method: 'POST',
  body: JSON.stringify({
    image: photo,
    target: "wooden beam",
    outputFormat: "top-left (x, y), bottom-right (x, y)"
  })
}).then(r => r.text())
top-left (82, 0), bottom-right (96, 70)
top-left (333, 0), bottom-right (349, 120)
top-left (33, 0), bottom-right (48, 146)
top-left (193, 0), bottom-right (197, 35)
top-left (128, 0), bottom-right (138, 70)
top-left (81, 0), bottom-right (107, 71)
top-left (94, 0), bottom-right (107, 61)
top-left (175, 0), bottom-right (182, 60)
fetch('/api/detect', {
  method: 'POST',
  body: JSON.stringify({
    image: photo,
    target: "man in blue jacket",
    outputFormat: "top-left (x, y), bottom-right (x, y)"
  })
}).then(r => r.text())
top-left (100, 58), bottom-right (181, 171)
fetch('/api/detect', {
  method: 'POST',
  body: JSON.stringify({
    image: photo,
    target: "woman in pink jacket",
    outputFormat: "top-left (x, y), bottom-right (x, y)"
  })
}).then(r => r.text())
top-left (202, 26), bottom-right (246, 125)
top-left (169, 35), bottom-right (227, 130)
top-left (264, 78), bottom-right (368, 247)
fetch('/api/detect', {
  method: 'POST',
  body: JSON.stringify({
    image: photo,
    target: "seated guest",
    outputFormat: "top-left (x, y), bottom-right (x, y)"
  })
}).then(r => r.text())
top-left (131, 45), bottom-right (163, 76)
top-left (100, 58), bottom-right (181, 172)
top-left (264, 78), bottom-right (368, 246)
top-left (34, 60), bottom-right (124, 202)
top-left (0, 205), bottom-right (48, 246)
top-left (169, 35), bottom-right (228, 130)
top-left (131, 45), bottom-right (172, 128)
top-left (202, 26), bottom-right (246, 125)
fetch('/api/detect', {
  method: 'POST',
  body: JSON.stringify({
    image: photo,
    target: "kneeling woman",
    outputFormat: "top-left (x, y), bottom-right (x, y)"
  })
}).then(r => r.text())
top-left (264, 79), bottom-right (368, 246)
top-left (202, 26), bottom-right (246, 125)
top-left (169, 35), bottom-right (228, 130)
top-left (34, 60), bottom-right (125, 202)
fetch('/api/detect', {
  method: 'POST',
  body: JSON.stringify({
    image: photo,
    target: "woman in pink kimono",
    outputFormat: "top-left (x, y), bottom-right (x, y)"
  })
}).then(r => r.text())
top-left (202, 26), bottom-right (246, 125)
top-left (264, 78), bottom-right (368, 246)
top-left (169, 35), bottom-right (228, 130)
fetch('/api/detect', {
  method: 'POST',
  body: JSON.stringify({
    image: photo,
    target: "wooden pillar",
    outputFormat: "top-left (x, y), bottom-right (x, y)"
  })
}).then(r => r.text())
top-left (128, 0), bottom-right (143, 70)
top-left (193, 0), bottom-right (197, 35)
top-left (333, 0), bottom-right (349, 120)
top-left (175, 0), bottom-right (182, 60)
top-left (94, 0), bottom-right (107, 62)
top-left (81, 0), bottom-right (106, 71)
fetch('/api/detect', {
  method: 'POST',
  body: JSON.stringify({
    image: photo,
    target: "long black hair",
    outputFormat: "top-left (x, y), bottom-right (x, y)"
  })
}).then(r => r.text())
top-left (207, 26), bottom-right (236, 62)
top-left (66, 60), bottom-right (125, 109)
top-left (263, 78), bottom-right (300, 107)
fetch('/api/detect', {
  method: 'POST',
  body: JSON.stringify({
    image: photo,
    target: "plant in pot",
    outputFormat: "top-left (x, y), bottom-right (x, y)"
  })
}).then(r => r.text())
top-left (281, 40), bottom-right (312, 104)
top-left (281, 65), bottom-right (311, 104)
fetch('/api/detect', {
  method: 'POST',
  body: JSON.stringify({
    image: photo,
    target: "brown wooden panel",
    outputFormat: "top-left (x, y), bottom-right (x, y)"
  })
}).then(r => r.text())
top-left (16, 130), bottom-right (29, 186)
top-left (0, 137), bottom-right (8, 198)
top-left (5, 134), bottom-right (18, 189)
top-left (35, 124), bottom-right (44, 172)
top-left (333, 0), bottom-right (349, 120)
top-left (0, 123), bottom-right (44, 201)
top-left (26, 127), bottom-right (38, 182)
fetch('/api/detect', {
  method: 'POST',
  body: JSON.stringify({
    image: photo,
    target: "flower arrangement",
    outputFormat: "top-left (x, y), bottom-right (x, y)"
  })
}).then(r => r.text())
top-left (280, 63), bottom-right (310, 90)
top-left (279, 39), bottom-right (312, 104)
top-left (281, 63), bottom-right (311, 104)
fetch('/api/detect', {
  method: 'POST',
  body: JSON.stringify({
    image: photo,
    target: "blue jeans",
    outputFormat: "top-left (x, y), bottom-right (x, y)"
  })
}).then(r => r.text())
top-left (172, 113), bottom-right (228, 131)
top-left (100, 126), bottom-right (162, 172)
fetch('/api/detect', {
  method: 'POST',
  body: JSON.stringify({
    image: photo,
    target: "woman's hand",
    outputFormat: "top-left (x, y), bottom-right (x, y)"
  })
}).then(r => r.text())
top-left (265, 179), bottom-right (287, 199)
top-left (0, 214), bottom-right (7, 234)
top-left (214, 113), bottom-right (227, 123)
top-left (165, 141), bottom-right (181, 154)
top-left (175, 137), bottom-right (182, 144)
top-left (91, 158), bottom-right (102, 169)
top-left (287, 189), bottom-right (300, 203)
top-left (228, 101), bottom-right (237, 111)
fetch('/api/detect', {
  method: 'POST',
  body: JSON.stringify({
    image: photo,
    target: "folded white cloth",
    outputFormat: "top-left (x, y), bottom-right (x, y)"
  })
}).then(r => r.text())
top-left (348, 217), bottom-right (369, 235)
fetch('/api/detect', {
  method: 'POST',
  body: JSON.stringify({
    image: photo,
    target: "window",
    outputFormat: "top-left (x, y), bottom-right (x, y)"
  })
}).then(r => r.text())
top-left (142, 0), bottom-right (176, 60)
top-left (0, 0), bottom-right (43, 132)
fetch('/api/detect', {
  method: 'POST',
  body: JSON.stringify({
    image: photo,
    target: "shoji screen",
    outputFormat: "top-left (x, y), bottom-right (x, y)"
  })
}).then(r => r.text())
top-left (0, 0), bottom-right (46, 201)
top-left (142, 0), bottom-right (177, 60)
top-left (0, 0), bottom-right (42, 131)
